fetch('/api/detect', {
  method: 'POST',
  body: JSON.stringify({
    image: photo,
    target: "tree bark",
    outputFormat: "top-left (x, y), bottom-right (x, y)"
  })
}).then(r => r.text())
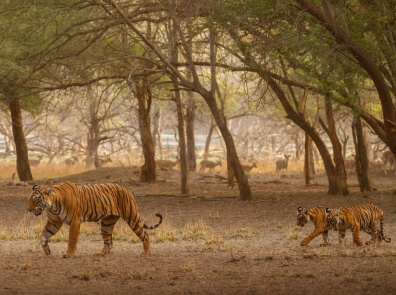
top-left (9, 97), bottom-right (33, 181)
top-left (353, 115), bottom-right (372, 192)
top-left (133, 79), bottom-right (156, 183)
top-left (203, 120), bottom-right (215, 161)
top-left (186, 91), bottom-right (197, 172)
top-left (304, 133), bottom-right (313, 185)
top-left (322, 96), bottom-right (349, 195)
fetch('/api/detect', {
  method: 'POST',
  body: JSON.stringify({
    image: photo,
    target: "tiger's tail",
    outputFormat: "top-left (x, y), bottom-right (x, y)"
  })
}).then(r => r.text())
top-left (143, 213), bottom-right (163, 230)
top-left (380, 216), bottom-right (391, 243)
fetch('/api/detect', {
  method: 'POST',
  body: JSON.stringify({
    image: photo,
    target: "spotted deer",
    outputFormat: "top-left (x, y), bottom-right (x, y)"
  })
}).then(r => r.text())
top-left (382, 150), bottom-right (395, 175)
top-left (275, 154), bottom-right (290, 174)
top-left (99, 155), bottom-right (113, 166)
top-left (242, 161), bottom-right (257, 173)
top-left (156, 159), bottom-right (179, 170)
top-left (29, 154), bottom-right (43, 167)
top-left (199, 160), bottom-right (222, 173)
top-left (64, 156), bottom-right (79, 166)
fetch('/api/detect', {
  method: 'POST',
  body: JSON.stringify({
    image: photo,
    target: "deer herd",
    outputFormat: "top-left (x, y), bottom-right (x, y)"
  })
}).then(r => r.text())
top-left (24, 149), bottom-right (396, 176)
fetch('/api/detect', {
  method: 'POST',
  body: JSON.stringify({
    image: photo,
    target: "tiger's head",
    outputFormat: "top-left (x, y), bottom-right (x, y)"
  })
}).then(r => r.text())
top-left (325, 208), bottom-right (339, 230)
top-left (28, 185), bottom-right (53, 216)
top-left (296, 207), bottom-right (310, 227)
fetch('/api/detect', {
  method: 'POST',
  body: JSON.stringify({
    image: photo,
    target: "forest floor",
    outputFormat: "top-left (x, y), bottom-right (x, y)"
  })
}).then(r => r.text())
top-left (0, 166), bottom-right (396, 295)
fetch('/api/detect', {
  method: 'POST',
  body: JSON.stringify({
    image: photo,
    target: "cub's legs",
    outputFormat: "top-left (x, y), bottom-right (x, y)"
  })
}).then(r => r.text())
top-left (300, 227), bottom-right (327, 246)
top-left (40, 215), bottom-right (63, 255)
top-left (95, 216), bottom-right (120, 256)
top-left (63, 220), bottom-right (81, 258)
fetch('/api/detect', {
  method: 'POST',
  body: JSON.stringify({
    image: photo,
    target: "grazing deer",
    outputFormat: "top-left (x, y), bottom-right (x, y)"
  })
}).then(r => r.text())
top-left (29, 154), bottom-right (43, 167)
top-left (382, 150), bottom-right (395, 175)
top-left (99, 155), bottom-right (113, 166)
top-left (242, 161), bottom-right (257, 173)
top-left (64, 156), bottom-right (79, 166)
top-left (156, 159), bottom-right (179, 170)
top-left (199, 160), bottom-right (222, 173)
top-left (344, 154), bottom-right (356, 172)
top-left (275, 154), bottom-right (290, 174)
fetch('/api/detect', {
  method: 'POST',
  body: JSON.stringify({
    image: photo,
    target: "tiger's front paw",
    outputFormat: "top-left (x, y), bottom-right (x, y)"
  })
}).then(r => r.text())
top-left (354, 240), bottom-right (363, 246)
top-left (320, 242), bottom-right (330, 247)
top-left (300, 239), bottom-right (309, 246)
top-left (61, 252), bottom-right (75, 258)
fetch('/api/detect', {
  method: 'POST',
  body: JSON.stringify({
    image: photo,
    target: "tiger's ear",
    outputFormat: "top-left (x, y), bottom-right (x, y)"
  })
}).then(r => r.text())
top-left (298, 207), bottom-right (303, 212)
top-left (45, 187), bottom-right (52, 194)
top-left (32, 184), bottom-right (40, 191)
top-left (326, 208), bottom-right (331, 213)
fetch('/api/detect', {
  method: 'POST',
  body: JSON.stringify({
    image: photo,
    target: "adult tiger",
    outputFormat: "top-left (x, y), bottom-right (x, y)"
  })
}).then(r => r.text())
top-left (28, 181), bottom-right (162, 258)
top-left (296, 206), bottom-right (336, 246)
top-left (325, 204), bottom-right (391, 246)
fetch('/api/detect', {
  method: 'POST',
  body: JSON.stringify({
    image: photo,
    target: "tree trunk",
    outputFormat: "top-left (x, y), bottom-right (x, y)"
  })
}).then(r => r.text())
top-left (203, 120), bottom-right (215, 161)
top-left (152, 105), bottom-right (160, 151)
top-left (353, 115), bottom-right (372, 192)
top-left (304, 133), bottom-right (313, 185)
top-left (323, 96), bottom-right (349, 195)
top-left (9, 97), bottom-right (33, 181)
top-left (133, 79), bottom-right (156, 183)
top-left (186, 93), bottom-right (196, 172)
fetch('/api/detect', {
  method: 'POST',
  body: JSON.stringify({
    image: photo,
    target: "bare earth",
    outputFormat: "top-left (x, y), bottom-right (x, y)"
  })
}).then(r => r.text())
top-left (1, 167), bottom-right (396, 295)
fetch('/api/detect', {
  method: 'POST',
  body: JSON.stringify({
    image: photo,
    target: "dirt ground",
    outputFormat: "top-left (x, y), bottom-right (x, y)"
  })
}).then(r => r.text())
top-left (1, 167), bottom-right (396, 295)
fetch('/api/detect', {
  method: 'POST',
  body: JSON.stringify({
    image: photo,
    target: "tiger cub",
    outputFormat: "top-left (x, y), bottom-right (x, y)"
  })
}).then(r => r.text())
top-left (325, 204), bottom-right (391, 246)
top-left (297, 206), bottom-right (336, 246)
top-left (28, 181), bottom-right (162, 258)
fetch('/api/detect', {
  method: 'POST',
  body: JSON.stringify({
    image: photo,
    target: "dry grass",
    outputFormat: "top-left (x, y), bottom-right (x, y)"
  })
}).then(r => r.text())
top-left (0, 159), bottom-right (86, 181)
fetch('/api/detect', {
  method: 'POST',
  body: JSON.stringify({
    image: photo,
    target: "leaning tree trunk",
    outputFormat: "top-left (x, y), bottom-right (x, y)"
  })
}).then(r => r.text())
top-left (9, 97), bottom-right (33, 181)
top-left (353, 115), bottom-right (372, 192)
top-left (133, 79), bottom-right (156, 183)
top-left (323, 96), bottom-right (349, 195)
top-left (203, 120), bottom-right (215, 161)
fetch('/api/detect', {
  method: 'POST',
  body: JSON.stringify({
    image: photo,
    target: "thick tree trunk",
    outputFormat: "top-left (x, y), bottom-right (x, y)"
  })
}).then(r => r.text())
top-left (304, 133), bottom-right (313, 185)
top-left (323, 96), bottom-right (349, 195)
top-left (353, 115), bottom-right (372, 192)
top-left (9, 98), bottom-right (33, 181)
top-left (186, 93), bottom-right (197, 172)
top-left (203, 121), bottom-right (215, 161)
top-left (172, 82), bottom-right (190, 194)
top-left (134, 79), bottom-right (156, 183)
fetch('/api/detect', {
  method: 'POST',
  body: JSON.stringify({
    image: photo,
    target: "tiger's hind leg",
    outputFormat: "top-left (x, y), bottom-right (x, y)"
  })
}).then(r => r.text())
top-left (95, 216), bottom-right (120, 256)
top-left (127, 218), bottom-right (150, 255)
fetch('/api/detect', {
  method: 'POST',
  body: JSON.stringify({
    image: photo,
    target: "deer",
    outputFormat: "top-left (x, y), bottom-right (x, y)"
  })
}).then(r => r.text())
top-left (99, 155), bottom-right (113, 166)
top-left (275, 154), bottom-right (290, 174)
top-left (199, 159), bottom-right (222, 173)
top-left (29, 154), bottom-right (43, 167)
top-left (64, 156), bottom-right (79, 166)
top-left (382, 150), bottom-right (396, 175)
top-left (156, 159), bottom-right (179, 170)
top-left (242, 161), bottom-right (257, 173)
top-left (344, 154), bottom-right (356, 172)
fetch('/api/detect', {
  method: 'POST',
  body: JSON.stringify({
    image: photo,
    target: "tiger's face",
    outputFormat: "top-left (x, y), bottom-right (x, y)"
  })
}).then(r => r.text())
top-left (325, 208), bottom-right (339, 230)
top-left (28, 185), bottom-right (52, 216)
top-left (296, 207), bottom-right (309, 227)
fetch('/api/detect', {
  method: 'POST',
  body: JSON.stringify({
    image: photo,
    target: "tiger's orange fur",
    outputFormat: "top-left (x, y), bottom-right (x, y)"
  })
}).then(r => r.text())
top-left (325, 204), bottom-right (391, 246)
top-left (28, 181), bottom-right (162, 258)
top-left (297, 206), bottom-right (336, 246)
